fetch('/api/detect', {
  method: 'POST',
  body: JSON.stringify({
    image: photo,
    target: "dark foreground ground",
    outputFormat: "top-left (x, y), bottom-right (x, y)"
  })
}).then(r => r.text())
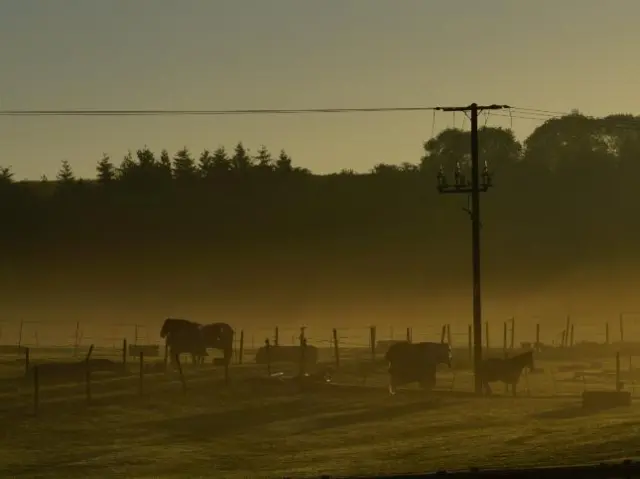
top-left (0, 350), bottom-right (639, 478)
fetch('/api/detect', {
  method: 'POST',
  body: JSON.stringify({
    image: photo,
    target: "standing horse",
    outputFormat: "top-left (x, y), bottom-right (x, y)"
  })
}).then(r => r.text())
top-left (200, 322), bottom-right (234, 366)
top-left (477, 350), bottom-right (534, 396)
top-left (160, 318), bottom-right (207, 365)
top-left (385, 341), bottom-right (452, 395)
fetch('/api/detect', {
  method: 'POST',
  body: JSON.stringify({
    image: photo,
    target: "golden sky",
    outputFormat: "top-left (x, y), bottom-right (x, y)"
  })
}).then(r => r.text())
top-left (0, 0), bottom-right (638, 179)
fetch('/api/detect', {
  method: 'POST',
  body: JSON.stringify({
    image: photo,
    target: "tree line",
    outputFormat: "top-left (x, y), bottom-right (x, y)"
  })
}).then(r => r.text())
top-left (1, 111), bottom-right (639, 305)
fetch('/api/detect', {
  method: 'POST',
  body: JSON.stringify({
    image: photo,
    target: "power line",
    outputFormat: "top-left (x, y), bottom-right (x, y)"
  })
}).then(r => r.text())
top-left (1, 104), bottom-right (639, 134)
top-left (0, 105), bottom-right (600, 119)
top-left (0, 106), bottom-right (441, 117)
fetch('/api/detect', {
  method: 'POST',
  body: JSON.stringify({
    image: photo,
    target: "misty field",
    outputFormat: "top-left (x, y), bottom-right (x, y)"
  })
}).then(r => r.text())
top-left (0, 349), bottom-right (639, 478)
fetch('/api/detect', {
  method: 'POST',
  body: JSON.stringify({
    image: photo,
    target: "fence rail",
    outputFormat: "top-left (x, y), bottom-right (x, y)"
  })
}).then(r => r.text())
top-left (2, 313), bottom-right (639, 361)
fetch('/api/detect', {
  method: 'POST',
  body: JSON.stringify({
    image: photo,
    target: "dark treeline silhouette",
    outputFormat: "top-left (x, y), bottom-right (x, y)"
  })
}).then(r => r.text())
top-left (2, 111), bottom-right (639, 323)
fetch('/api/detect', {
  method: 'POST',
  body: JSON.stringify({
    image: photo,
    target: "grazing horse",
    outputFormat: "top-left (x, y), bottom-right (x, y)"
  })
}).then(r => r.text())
top-left (160, 318), bottom-right (207, 365)
top-left (385, 341), bottom-right (452, 395)
top-left (478, 350), bottom-right (534, 396)
top-left (200, 322), bottom-right (235, 366)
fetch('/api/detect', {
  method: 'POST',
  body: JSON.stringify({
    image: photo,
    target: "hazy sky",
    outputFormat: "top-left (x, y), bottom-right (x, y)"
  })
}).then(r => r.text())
top-left (1, 0), bottom-right (639, 180)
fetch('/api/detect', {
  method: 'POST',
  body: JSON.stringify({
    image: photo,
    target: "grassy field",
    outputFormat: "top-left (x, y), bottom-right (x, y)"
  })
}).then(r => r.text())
top-left (0, 348), bottom-right (639, 478)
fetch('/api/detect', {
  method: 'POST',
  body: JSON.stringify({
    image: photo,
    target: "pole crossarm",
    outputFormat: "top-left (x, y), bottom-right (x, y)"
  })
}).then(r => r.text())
top-left (432, 102), bottom-right (509, 395)
top-left (435, 104), bottom-right (511, 113)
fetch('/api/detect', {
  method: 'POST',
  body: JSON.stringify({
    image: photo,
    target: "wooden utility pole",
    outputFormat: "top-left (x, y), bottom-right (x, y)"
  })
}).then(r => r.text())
top-left (435, 103), bottom-right (510, 395)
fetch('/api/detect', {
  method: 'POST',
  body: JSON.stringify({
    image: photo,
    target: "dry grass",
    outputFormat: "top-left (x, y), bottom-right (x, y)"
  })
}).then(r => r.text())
top-left (0, 351), bottom-right (639, 478)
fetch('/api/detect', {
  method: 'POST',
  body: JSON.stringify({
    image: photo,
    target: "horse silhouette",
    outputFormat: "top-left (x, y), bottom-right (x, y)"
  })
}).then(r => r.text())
top-left (478, 350), bottom-right (534, 396)
top-left (200, 322), bottom-right (234, 366)
top-left (385, 341), bottom-right (452, 395)
top-left (160, 318), bottom-right (207, 365)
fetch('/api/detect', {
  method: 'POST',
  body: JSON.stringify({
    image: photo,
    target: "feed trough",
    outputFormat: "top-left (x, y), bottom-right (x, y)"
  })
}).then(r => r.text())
top-left (582, 390), bottom-right (631, 409)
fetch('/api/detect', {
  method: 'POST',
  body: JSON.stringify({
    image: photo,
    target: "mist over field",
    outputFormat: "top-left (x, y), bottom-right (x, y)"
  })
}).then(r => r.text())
top-left (3, 113), bottom-right (640, 343)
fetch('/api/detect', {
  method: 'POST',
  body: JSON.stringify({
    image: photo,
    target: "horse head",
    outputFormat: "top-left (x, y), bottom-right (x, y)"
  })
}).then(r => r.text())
top-left (160, 318), bottom-right (172, 338)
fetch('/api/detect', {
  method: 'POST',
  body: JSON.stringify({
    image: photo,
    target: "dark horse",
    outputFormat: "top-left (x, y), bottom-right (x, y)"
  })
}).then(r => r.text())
top-left (199, 322), bottom-right (234, 366)
top-left (477, 350), bottom-right (534, 396)
top-left (160, 318), bottom-right (207, 365)
top-left (385, 341), bottom-right (452, 395)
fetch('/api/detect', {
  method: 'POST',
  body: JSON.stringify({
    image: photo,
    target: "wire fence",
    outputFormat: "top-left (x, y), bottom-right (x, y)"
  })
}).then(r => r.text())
top-left (0, 313), bottom-right (638, 356)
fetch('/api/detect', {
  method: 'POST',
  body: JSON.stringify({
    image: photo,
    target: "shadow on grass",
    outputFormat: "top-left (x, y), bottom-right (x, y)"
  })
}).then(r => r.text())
top-left (532, 404), bottom-right (619, 420)
top-left (297, 397), bottom-right (459, 434)
top-left (137, 396), bottom-right (349, 442)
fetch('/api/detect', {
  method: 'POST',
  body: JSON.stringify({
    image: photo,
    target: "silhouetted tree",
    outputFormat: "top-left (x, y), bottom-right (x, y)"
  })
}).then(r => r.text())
top-left (0, 166), bottom-right (13, 185)
top-left (231, 142), bottom-right (253, 172)
top-left (4, 111), bottom-right (640, 305)
top-left (197, 149), bottom-right (214, 179)
top-left (117, 151), bottom-right (136, 179)
top-left (158, 149), bottom-right (173, 179)
top-left (56, 160), bottom-right (75, 183)
top-left (275, 150), bottom-right (294, 173)
top-left (254, 145), bottom-right (274, 172)
top-left (172, 147), bottom-right (197, 181)
top-left (96, 154), bottom-right (116, 184)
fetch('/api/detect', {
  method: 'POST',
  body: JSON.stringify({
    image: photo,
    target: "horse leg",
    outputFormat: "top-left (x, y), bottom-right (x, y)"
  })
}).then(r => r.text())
top-left (224, 347), bottom-right (232, 367)
top-left (388, 376), bottom-right (398, 396)
top-left (484, 381), bottom-right (493, 396)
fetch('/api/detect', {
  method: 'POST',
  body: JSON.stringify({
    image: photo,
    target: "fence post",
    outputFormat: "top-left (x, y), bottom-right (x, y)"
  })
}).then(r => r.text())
top-left (239, 330), bottom-right (244, 365)
top-left (299, 338), bottom-right (307, 377)
top-left (86, 356), bottom-right (92, 404)
top-left (535, 323), bottom-right (540, 351)
top-left (406, 327), bottom-right (411, 343)
top-left (265, 339), bottom-right (271, 376)
top-left (503, 322), bottom-right (508, 357)
top-left (447, 324), bottom-right (452, 345)
top-left (440, 325), bottom-right (446, 343)
top-left (24, 347), bottom-right (30, 377)
top-left (18, 319), bottom-right (24, 350)
top-left (122, 338), bottom-right (127, 373)
top-left (605, 322), bottom-right (610, 345)
top-left (74, 321), bottom-right (81, 357)
top-left (139, 352), bottom-right (144, 396)
top-left (468, 325), bottom-right (472, 361)
top-left (332, 328), bottom-right (340, 368)
top-left (232, 329), bottom-right (237, 364)
top-left (510, 317), bottom-right (515, 350)
top-left (570, 323), bottom-right (575, 347)
top-left (274, 327), bottom-right (279, 346)
top-left (33, 365), bottom-right (39, 417)
top-left (484, 321), bottom-right (490, 351)
top-left (369, 326), bottom-right (377, 362)
top-left (616, 352), bottom-right (621, 391)
top-left (564, 315), bottom-right (571, 347)
top-left (620, 313), bottom-right (625, 343)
